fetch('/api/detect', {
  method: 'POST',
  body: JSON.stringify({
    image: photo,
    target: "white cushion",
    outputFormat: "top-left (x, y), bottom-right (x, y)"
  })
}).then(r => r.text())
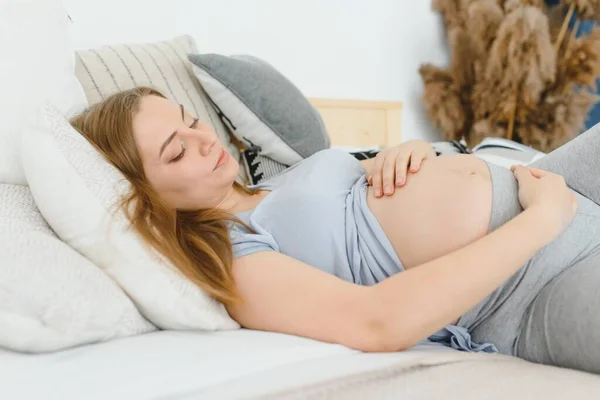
top-left (21, 102), bottom-right (240, 331)
top-left (0, 184), bottom-right (155, 352)
top-left (0, 0), bottom-right (87, 185)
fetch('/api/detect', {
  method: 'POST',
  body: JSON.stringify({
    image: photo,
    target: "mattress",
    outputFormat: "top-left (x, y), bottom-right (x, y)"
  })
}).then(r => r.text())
top-left (1, 329), bottom-right (599, 400)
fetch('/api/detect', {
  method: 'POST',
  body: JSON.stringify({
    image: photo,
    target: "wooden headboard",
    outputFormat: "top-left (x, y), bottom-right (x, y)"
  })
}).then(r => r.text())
top-left (309, 98), bottom-right (403, 148)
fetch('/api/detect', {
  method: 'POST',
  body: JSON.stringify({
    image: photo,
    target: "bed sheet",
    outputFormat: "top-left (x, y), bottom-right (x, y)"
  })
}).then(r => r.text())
top-left (3, 329), bottom-right (599, 400)
top-left (0, 329), bottom-right (452, 400)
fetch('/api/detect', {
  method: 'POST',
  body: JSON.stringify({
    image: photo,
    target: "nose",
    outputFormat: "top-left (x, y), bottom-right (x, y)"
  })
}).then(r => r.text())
top-left (199, 135), bottom-right (216, 156)
top-left (183, 125), bottom-right (216, 156)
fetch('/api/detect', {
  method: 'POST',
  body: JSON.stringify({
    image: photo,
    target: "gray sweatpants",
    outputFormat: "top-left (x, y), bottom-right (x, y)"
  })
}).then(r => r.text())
top-left (456, 125), bottom-right (600, 374)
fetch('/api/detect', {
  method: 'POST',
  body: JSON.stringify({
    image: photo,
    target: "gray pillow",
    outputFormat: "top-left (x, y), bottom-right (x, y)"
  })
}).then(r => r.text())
top-left (188, 54), bottom-right (330, 166)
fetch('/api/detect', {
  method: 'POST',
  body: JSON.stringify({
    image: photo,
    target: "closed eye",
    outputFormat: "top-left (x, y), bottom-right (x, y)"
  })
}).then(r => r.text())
top-left (168, 108), bottom-right (198, 163)
top-left (170, 118), bottom-right (198, 163)
top-left (170, 146), bottom-right (186, 163)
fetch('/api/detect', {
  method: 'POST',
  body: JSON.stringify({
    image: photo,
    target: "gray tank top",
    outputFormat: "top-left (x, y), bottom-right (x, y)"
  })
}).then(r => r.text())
top-left (230, 149), bottom-right (402, 285)
top-left (230, 148), bottom-right (498, 354)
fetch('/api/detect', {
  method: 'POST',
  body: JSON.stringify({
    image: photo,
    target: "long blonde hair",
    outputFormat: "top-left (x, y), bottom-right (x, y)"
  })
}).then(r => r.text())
top-left (70, 87), bottom-right (257, 306)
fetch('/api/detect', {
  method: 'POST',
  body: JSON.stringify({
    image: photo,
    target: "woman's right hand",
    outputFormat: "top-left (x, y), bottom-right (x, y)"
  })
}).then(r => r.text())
top-left (511, 165), bottom-right (578, 237)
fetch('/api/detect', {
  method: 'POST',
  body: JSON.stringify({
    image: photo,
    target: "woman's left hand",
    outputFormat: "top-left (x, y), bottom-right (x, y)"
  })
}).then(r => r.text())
top-left (367, 140), bottom-right (436, 198)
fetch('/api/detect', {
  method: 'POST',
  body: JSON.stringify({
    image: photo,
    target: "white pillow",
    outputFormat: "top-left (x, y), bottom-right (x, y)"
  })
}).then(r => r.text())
top-left (21, 102), bottom-right (240, 331)
top-left (0, 0), bottom-right (87, 185)
top-left (0, 184), bottom-right (155, 353)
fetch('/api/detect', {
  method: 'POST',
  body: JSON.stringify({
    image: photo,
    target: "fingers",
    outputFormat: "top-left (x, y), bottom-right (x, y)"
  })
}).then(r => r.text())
top-left (527, 168), bottom-right (568, 189)
top-left (394, 153), bottom-right (411, 187)
top-left (511, 165), bottom-right (563, 182)
top-left (409, 151), bottom-right (423, 174)
top-left (381, 154), bottom-right (398, 195)
top-left (370, 147), bottom-right (427, 198)
top-left (522, 167), bottom-right (550, 179)
top-left (391, 151), bottom-right (422, 191)
top-left (511, 165), bottom-right (536, 185)
top-left (371, 152), bottom-right (386, 197)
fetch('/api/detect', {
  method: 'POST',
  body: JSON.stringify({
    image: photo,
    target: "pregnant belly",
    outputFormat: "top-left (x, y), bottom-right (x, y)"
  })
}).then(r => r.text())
top-left (367, 154), bottom-right (493, 270)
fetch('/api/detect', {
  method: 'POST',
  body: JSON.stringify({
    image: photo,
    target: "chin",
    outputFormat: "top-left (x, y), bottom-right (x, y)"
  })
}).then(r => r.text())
top-left (225, 158), bottom-right (240, 179)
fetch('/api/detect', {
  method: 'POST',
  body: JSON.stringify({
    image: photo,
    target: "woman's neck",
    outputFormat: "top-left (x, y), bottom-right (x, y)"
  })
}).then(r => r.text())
top-left (217, 186), bottom-right (266, 215)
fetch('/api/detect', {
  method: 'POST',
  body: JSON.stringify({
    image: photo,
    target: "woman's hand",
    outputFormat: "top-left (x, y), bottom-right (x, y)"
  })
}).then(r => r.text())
top-left (368, 140), bottom-right (436, 198)
top-left (511, 165), bottom-right (578, 237)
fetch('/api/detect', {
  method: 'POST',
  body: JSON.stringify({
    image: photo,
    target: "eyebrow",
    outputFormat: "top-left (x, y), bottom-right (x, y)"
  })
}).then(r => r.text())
top-left (158, 104), bottom-right (186, 158)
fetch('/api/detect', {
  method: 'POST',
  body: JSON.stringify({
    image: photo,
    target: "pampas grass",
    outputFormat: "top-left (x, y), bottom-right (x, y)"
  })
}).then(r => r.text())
top-left (420, 64), bottom-right (467, 140)
top-left (421, 0), bottom-right (600, 152)
top-left (562, 0), bottom-right (600, 20)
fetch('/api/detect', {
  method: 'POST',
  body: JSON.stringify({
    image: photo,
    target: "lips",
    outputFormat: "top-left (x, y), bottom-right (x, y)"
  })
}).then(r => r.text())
top-left (214, 149), bottom-right (228, 170)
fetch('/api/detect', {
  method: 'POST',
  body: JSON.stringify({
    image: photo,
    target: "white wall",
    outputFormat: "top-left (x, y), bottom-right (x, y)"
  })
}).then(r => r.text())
top-left (64, 0), bottom-right (449, 142)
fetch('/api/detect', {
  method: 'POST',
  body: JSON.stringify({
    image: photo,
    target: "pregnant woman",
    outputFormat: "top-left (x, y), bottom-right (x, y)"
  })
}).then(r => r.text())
top-left (71, 87), bottom-right (600, 374)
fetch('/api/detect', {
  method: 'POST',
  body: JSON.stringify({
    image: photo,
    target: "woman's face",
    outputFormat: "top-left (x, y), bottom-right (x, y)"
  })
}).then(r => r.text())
top-left (132, 95), bottom-right (239, 210)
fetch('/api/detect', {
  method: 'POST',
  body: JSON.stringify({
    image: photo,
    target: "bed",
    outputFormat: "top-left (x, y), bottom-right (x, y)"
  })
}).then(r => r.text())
top-left (3, 94), bottom-right (599, 398)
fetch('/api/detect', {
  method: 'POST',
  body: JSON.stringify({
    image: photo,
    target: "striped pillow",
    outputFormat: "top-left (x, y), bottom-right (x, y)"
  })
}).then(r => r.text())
top-left (74, 35), bottom-right (247, 183)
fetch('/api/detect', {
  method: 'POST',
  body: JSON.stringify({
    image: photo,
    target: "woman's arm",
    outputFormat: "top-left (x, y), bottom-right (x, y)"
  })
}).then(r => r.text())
top-left (229, 251), bottom-right (377, 351)
top-left (228, 207), bottom-right (557, 352)
top-left (370, 207), bottom-right (553, 350)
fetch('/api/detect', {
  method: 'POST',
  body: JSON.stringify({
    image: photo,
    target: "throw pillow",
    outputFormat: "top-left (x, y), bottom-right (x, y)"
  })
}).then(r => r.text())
top-left (0, 184), bottom-right (155, 353)
top-left (188, 54), bottom-right (330, 166)
top-left (74, 35), bottom-right (247, 183)
top-left (21, 102), bottom-right (240, 331)
top-left (0, 0), bottom-right (87, 185)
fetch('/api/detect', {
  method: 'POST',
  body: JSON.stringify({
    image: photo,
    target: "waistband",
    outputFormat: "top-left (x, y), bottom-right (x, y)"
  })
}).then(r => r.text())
top-left (456, 160), bottom-right (523, 330)
top-left (485, 161), bottom-right (523, 233)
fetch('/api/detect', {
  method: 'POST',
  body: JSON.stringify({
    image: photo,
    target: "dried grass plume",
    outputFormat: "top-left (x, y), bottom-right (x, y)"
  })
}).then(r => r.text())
top-left (420, 0), bottom-right (600, 151)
